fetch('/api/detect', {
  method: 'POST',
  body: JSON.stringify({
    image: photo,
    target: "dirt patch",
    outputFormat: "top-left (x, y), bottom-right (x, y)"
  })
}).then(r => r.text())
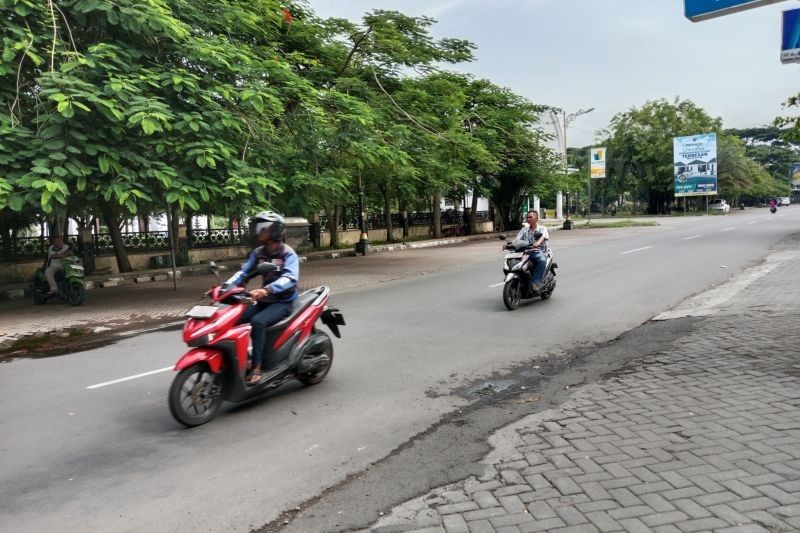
top-left (0, 316), bottom-right (182, 360)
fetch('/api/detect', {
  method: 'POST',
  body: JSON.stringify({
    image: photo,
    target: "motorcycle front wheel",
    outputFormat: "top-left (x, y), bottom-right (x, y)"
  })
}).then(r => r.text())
top-left (503, 278), bottom-right (521, 310)
top-left (168, 364), bottom-right (224, 427)
top-left (67, 282), bottom-right (85, 306)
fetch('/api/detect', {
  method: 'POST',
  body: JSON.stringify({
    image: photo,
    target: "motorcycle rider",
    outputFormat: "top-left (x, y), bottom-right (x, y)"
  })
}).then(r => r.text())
top-left (769, 198), bottom-right (778, 212)
top-left (516, 210), bottom-right (549, 291)
top-left (224, 211), bottom-right (299, 384)
top-left (45, 235), bottom-right (71, 295)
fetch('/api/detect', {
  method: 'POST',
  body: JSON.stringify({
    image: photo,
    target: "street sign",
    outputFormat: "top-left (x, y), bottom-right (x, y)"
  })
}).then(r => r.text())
top-left (791, 162), bottom-right (800, 191)
top-left (685, 0), bottom-right (788, 22)
top-left (590, 148), bottom-right (606, 179)
top-left (781, 8), bottom-right (800, 63)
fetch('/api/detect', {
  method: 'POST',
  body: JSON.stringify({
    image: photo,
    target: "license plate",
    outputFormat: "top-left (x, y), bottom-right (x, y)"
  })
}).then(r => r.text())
top-left (186, 305), bottom-right (218, 318)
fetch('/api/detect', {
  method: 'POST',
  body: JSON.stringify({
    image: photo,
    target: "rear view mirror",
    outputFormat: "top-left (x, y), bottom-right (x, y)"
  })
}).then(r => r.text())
top-left (257, 262), bottom-right (279, 276)
top-left (208, 261), bottom-right (220, 282)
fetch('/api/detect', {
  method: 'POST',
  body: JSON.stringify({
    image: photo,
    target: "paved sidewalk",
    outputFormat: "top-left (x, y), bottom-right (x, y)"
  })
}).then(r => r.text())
top-left (367, 239), bottom-right (800, 532)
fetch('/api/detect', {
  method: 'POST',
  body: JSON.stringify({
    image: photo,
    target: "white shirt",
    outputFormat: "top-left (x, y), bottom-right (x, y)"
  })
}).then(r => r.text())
top-left (516, 223), bottom-right (549, 252)
top-left (47, 244), bottom-right (70, 268)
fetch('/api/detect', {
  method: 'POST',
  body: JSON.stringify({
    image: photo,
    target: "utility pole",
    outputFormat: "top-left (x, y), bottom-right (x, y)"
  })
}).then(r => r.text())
top-left (559, 107), bottom-right (594, 219)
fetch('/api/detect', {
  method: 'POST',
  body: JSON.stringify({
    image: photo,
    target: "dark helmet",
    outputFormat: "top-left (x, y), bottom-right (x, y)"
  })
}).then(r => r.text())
top-left (250, 211), bottom-right (286, 243)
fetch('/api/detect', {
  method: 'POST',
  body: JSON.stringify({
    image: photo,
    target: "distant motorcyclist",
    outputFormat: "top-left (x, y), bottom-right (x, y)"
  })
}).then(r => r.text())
top-left (516, 210), bottom-right (549, 291)
top-left (223, 212), bottom-right (299, 384)
top-left (769, 198), bottom-right (777, 213)
top-left (44, 235), bottom-right (71, 295)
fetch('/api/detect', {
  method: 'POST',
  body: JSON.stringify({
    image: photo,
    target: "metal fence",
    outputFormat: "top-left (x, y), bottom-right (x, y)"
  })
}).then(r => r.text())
top-left (1, 211), bottom-right (491, 260)
top-left (319, 210), bottom-right (489, 231)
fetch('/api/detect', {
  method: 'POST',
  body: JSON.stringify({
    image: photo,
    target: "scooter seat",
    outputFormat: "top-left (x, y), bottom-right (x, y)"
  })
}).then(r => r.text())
top-left (264, 289), bottom-right (320, 332)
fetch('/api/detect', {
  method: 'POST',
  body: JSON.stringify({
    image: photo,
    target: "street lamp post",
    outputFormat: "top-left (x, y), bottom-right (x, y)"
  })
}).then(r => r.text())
top-left (355, 174), bottom-right (370, 255)
top-left (559, 107), bottom-right (594, 219)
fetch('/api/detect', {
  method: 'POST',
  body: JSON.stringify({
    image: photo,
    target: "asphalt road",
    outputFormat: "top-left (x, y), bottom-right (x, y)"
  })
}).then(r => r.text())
top-left (1, 208), bottom-right (798, 533)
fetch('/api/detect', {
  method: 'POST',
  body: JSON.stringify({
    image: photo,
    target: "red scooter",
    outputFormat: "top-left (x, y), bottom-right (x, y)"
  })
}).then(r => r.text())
top-left (168, 262), bottom-right (345, 427)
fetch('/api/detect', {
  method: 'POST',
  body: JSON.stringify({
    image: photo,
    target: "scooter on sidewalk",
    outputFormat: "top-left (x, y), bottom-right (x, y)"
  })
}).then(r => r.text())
top-left (500, 235), bottom-right (557, 310)
top-left (168, 261), bottom-right (345, 427)
top-left (30, 256), bottom-right (86, 306)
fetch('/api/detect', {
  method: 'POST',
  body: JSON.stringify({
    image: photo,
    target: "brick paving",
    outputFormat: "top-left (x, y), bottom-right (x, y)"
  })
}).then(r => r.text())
top-left (367, 243), bottom-right (800, 532)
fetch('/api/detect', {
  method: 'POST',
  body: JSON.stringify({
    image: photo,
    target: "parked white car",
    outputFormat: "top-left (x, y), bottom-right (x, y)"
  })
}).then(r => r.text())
top-left (780, 197), bottom-right (790, 206)
top-left (709, 199), bottom-right (730, 213)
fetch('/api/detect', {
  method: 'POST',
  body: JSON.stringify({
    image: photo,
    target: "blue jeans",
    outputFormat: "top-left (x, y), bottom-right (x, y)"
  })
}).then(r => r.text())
top-left (528, 250), bottom-right (547, 285)
top-left (238, 301), bottom-right (292, 368)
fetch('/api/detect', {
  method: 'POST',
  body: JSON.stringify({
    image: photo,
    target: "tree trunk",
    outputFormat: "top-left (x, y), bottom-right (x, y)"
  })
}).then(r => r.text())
top-left (380, 184), bottom-right (394, 243)
top-left (170, 205), bottom-right (180, 245)
top-left (432, 192), bottom-right (442, 238)
top-left (470, 187), bottom-right (479, 235)
top-left (326, 204), bottom-right (340, 248)
top-left (98, 198), bottom-right (133, 272)
top-left (0, 215), bottom-right (10, 258)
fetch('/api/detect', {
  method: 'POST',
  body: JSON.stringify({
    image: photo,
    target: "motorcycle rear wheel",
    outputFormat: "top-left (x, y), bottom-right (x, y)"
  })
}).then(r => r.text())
top-left (503, 278), bottom-right (521, 310)
top-left (169, 364), bottom-right (223, 427)
top-left (67, 282), bottom-right (85, 306)
top-left (297, 331), bottom-right (334, 385)
top-left (32, 288), bottom-right (47, 305)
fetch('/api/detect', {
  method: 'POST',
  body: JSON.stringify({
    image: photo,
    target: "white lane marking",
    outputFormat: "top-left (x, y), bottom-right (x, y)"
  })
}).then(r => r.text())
top-left (87, 366), bottom-right (173, 389)
top-left (683, 235), bottom-right (702, 240)
top-left (720, 227), bottom-right (735, 232)
top-left (488, 282), bottom-right (505, 288)
top-left (748, 220), bottom-right (758, 225)
top-left (620, 246), bottom-right (651, 255)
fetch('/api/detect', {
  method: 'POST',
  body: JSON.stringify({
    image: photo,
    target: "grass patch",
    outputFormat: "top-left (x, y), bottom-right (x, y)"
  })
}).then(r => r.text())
top-left (577, 220), bottom-right (659, 229)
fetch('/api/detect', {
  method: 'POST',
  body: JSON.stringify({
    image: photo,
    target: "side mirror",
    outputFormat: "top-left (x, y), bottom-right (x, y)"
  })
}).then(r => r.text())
top-left (257, 262), bottom-right (279, 276)
top-left (208, 261), bottom-right (220, 282)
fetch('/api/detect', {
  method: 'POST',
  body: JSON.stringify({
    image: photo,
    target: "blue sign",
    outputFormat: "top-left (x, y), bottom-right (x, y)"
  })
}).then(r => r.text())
top-left (782, 8), bottom-right (800, 63)
top-left (686, 0), bottom-right (788, 22)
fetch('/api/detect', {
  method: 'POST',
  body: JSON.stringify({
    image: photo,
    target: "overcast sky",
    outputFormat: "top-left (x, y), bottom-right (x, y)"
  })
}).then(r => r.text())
top-left (307, 0), bottom-right (799, 148)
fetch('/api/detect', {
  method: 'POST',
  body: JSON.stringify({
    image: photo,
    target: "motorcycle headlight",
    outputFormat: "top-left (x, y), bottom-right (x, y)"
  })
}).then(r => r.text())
top-left (188, 333), bottom-right (215, 347)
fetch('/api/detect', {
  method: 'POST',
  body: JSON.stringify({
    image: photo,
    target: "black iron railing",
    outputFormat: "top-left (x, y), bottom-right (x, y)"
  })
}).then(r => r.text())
top-left (319, 210), bottom-right (488, 231)
top-left (1, 212), bottom-right (491, 260)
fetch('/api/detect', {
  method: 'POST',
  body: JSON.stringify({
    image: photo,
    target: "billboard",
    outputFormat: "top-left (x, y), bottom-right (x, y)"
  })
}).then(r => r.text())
top-left (782, 8), bottom-right (800, 64)
top-left (674, 133), bottom-right (718, 197)
top-left (590, 147), bottom-right (606, 179)
top-left (685, 0), bottom-right (788, 22)
top-left (791, 162), bottom-right (800, 191)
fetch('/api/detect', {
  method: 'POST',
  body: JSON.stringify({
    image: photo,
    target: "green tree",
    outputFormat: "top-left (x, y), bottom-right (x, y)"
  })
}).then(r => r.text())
top-left (604, 98), bottom-right (722, 214)
top-left (2, 0), bottom-right (298, 269)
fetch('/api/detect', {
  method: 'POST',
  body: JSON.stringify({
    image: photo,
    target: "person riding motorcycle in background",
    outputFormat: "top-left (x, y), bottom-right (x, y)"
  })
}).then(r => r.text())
top-left (222, 211), bottom-right (299, 384)
top-left (516, 210), bottom-right (549, 292)
top-left (45, 235), bottom-right (72, 295)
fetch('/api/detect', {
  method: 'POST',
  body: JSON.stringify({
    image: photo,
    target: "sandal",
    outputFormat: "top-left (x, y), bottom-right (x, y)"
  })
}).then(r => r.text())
top-left (246, 369), bottom-right (262, 385)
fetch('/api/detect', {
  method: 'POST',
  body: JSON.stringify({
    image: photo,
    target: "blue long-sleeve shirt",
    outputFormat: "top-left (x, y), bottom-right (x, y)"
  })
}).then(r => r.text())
top-left (225, 243), bottom-right (299, 302)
